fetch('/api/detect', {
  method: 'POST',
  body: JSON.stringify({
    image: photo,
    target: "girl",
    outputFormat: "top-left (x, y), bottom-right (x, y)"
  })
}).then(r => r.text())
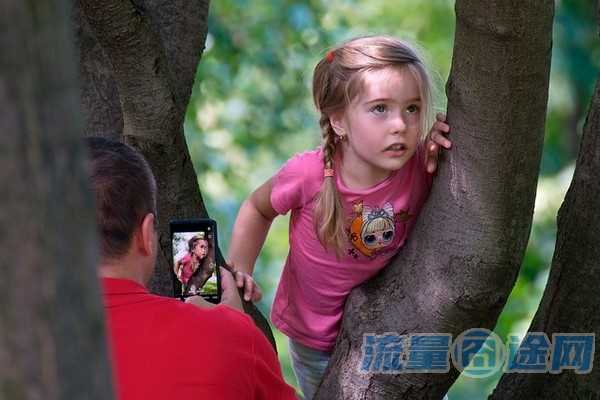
top-left (228, 35), bottom-right (451, 399)
top-left (174, 233), bottom-right (215, 296)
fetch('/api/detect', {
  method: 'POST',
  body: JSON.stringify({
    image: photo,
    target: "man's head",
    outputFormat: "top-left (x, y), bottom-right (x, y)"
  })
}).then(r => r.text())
top-left (86, 137), bottom-right (158, 281)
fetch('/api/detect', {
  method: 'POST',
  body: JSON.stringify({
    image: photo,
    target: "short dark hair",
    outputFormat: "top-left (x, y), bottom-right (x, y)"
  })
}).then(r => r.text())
top-left (86, 137), bottom-right (157, 259)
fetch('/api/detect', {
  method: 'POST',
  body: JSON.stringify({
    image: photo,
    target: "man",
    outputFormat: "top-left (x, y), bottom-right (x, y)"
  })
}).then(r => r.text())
top-left (87, 137), bottom-right (296, 399)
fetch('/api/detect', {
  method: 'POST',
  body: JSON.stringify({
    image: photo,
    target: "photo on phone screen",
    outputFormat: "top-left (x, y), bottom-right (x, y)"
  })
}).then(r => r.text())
top-left (170, 219), bottom-right (220, 302)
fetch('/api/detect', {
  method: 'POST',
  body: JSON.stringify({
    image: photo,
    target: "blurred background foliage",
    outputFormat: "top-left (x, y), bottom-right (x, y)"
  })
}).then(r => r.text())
top-left (183, 0), bottom-right (599, 397)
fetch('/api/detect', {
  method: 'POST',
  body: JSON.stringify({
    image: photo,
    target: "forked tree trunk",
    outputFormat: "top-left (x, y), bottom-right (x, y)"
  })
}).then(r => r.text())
top-left (76, 0), bottom-right (275, 346)
top-left (316, 1), bottom-right (554, 399)
top-left (490, 3), bottom-right (600, 398)
top-left (0, 1), bottom-right (113, 398)
top-left (77, 0), bottom-right (211, 294)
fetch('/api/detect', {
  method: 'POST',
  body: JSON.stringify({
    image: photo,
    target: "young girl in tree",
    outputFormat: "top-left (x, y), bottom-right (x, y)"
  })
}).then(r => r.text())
top-left (174, 233), bottom-right (214, 296)
top-left (228, 35), bottom-right (451, 399)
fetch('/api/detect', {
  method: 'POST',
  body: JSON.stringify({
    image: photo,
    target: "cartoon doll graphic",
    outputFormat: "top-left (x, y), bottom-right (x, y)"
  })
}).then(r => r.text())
top-left (348, 201), bottom-right (413, 258)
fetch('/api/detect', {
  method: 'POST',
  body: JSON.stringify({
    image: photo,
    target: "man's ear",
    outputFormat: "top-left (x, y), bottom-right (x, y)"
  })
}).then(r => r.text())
top-left (138, 213), bottom-right (157, 257)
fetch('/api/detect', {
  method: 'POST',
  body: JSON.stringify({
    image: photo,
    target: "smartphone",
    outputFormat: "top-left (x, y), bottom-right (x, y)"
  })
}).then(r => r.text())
top-left (169, 218), bottom-right (221, 303)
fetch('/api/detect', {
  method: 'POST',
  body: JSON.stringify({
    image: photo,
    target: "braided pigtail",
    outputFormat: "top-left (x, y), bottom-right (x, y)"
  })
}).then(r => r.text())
top-left (313, 115), bottom-right (346, 256)
top-left (310, 35), bottom-right (435, 257)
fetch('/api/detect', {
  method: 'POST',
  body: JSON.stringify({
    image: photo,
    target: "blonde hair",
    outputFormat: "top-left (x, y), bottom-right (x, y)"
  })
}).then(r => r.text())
top-left (312, 35), bottom-right (435, 255)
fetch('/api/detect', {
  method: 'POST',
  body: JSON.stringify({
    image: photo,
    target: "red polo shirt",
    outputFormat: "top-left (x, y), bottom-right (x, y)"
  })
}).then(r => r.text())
top-left (102, 278), bottom-right (297, 400)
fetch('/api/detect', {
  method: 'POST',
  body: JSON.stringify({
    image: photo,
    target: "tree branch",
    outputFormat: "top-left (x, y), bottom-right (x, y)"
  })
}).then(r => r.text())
top-left (77, 0), bottom-right (276, 348)
top-left (490, 6), bottom-right (600, 398)
top-left (136, 0), bottom-right (210, 114)
top-left (79, 0), bottom-right (209, 294)
top-left (317, 1), bottom-right (554, 398)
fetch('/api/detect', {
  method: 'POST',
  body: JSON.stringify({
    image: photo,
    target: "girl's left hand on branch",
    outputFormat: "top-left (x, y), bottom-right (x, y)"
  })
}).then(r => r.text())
top-left (425, 113), bottom-right (452, 173)
top-left (227, 260), bottom-right (263, 302)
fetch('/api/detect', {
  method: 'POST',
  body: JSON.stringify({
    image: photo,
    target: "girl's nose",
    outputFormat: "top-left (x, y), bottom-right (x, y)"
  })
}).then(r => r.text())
top-left (390, 113), bottom-right (407, 134)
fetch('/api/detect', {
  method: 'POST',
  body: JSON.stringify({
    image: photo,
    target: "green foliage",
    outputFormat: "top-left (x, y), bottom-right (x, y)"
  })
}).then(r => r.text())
top-left (183, 0), bottom-right (598, 397)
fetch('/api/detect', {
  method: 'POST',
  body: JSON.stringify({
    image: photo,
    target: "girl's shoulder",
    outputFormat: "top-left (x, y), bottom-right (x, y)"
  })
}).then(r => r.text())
top-left (271, 147), bottom-right (324, 213)
top-left (280, 147), bottom-right (324, 179)
top-left (279, 147), bottom-right (324, 176)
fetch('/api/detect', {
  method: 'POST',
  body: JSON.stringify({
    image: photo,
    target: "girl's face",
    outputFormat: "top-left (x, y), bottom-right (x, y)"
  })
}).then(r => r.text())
top-left (332, 67), bottom-right (422, 188)
top-left (192, 240), bottom-right (208, 259)
top-left (362, 224), bottom-right (395, 250)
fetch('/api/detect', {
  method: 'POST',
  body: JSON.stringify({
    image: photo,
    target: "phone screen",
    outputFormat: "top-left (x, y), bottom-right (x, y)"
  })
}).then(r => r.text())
top-left (170, 219), bottom-right (220, 303)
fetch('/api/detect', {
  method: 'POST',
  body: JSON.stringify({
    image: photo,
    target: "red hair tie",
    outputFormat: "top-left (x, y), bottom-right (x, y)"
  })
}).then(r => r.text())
top-left (325, 50), bottom-right (335, 63)
top-left (324, 168), bottom-right (334, 177)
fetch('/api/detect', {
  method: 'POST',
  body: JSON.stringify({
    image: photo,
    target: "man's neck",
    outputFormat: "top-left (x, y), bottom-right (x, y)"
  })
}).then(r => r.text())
top-left (98, 255), bottom-right (150, 287)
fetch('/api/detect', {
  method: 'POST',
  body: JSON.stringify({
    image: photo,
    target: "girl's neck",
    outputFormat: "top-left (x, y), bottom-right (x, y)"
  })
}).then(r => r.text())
top-left (336, 152), bottom-right (392, 190)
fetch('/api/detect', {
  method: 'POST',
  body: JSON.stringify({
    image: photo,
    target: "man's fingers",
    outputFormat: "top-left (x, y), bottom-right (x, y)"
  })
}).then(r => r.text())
top-left (186, 295), bottom-right (214, 309)
top-left (219, 267), bottom-right (243, 311)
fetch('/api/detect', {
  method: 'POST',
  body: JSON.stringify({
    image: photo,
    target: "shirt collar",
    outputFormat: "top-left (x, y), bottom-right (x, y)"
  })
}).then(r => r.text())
top-left (101, 277), bottom-right (150, 307)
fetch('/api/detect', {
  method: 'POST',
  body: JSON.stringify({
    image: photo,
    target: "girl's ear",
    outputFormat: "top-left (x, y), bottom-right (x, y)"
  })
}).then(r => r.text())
top-left (329, 112), bottom-right (346, 137)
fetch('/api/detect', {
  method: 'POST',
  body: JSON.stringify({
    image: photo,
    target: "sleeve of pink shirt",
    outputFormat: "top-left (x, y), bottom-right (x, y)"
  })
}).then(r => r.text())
top-left (270, 149), bottom-right (323, 215)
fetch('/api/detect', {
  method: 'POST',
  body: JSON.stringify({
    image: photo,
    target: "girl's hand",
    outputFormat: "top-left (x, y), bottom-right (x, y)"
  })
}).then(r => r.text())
top-left (227, 260), bottom-right (263, 302)
top-left (234, 270), bottom-right (263, 302)
top-left (425, 113), bottom-right (452, 173)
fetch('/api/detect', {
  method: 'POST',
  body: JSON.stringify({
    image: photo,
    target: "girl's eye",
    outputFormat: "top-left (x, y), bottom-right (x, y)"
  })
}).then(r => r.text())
top-left (364, 234), bottom-right (376, 244)
top-left (371, 104), bottom-right (387, 114)
top-left (406, 104), bottom-right (420, 114)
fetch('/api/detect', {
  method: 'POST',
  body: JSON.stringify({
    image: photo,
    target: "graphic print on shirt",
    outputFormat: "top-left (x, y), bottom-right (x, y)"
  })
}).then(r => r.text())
top-left (347, 201), bottom-right (413, 258)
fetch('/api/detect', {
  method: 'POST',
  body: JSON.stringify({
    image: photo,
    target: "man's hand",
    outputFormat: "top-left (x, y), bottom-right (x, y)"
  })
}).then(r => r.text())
top-left (185, 267), bottom-right (243, 311)
top-left (185, 294), bottom-right (214, 308)
top-left (220, 266), bottom-right (243, 311)
top-left (425, 113), bottom-right (452, 173)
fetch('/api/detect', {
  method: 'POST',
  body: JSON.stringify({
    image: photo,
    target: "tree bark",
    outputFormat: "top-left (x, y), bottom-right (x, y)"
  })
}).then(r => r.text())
top-left (316, 1), bottom-right (554, 399)
top-left (0, 1), bottom-right (113, 399)
top-left (490, 4), bottom-right (600, 398)
top-left (78, 0), bottom-right (210, 294)
top-left (76, 0), bottom-right (276, 347)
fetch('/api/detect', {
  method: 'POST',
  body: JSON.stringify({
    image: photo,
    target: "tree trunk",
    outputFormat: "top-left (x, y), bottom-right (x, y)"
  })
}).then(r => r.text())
top-left (490, 4), bottom-right (600, 398)
top-left (316, 1), bottom-right (554, 399)
top-left (77, 0), bottom-right (211, 294)
top-left (0, 1), bottom-right (113, 399)
top-left (76, 0), bottom-right (275, 347)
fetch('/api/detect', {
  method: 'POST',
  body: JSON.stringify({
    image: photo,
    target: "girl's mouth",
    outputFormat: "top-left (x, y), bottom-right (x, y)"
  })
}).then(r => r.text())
top-left (384, 143), bottom-right (407, 151)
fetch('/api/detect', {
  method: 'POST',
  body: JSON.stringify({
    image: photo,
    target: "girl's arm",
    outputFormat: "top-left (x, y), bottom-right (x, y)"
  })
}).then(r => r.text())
top-left (174, 260), bottom-right (183, 278)
top-left (228, 178), bottom-right (278, 301)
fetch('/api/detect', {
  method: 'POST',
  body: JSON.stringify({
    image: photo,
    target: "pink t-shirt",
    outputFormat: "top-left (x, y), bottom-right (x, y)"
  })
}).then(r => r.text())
top-left (270, 147), bottom-right (433, 351)
top-left (177, 253), bottom-right (195, 284)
